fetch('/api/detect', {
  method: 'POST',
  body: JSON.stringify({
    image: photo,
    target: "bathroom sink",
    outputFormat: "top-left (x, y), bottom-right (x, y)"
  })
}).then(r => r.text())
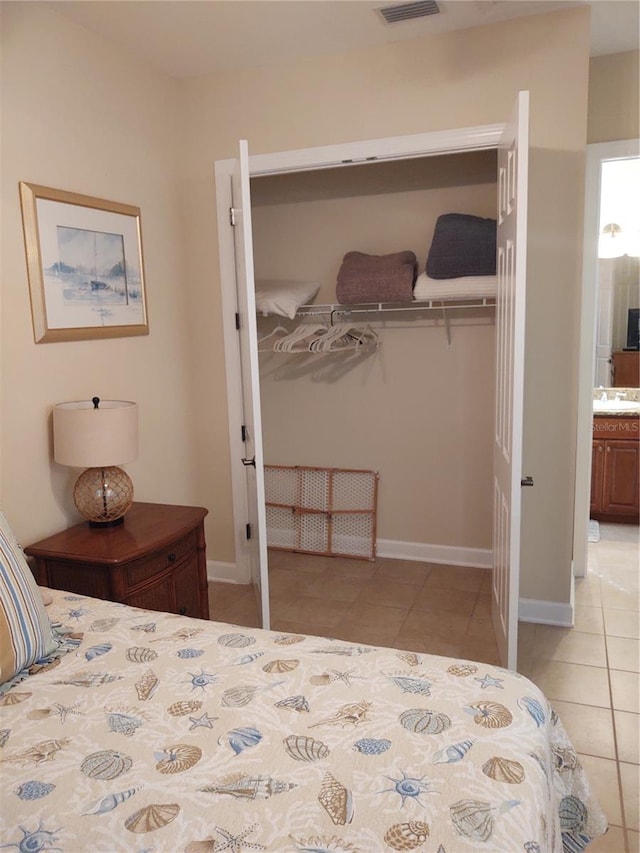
top-left (593, 399), bottom-right (640, 414)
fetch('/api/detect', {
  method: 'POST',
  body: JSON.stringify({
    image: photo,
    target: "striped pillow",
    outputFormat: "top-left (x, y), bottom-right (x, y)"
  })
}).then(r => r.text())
top-left (0, 511), bottom-right (58, 684)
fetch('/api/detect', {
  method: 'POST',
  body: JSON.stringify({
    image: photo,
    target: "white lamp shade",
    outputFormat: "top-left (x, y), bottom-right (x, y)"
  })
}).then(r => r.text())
top-left (53, 399), bottom-right (138, 468)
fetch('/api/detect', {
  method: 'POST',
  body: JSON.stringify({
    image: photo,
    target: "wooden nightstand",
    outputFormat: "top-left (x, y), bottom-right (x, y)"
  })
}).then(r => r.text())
top-left (25, 502), bottom-right (210, 620)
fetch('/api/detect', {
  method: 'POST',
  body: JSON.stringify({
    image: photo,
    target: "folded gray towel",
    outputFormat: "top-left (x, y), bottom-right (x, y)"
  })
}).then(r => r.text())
top-left (426, 214), bottom-right (496, 279)
top-left (336, 251), bottom-right (417, 304)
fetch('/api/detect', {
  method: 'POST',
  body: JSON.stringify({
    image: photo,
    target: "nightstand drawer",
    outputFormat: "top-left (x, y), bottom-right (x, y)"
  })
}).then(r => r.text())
top-left (126, 530), bottom-right (197, 587)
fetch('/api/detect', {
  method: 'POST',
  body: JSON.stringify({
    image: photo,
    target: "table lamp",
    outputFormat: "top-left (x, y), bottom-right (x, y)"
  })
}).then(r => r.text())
top-left (53, 397), bottom-right (138, 527)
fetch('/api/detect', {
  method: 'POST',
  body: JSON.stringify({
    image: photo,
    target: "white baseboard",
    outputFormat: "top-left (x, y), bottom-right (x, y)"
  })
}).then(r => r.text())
top-left (377, 538), bottom-right (492, 569)
top-left (518, 597), bottom-right (574, 627)
top-left (207, 560), bottom-right (240, 583)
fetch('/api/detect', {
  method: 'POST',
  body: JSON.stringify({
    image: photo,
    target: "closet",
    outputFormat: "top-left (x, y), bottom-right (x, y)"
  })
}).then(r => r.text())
top-left (215, 93), bottom-right (528, 668)
top-left (251, 152), bottom-right (497, 562)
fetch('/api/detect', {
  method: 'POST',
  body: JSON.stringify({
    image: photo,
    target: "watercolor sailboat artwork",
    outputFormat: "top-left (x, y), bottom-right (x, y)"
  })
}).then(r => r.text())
top-left (20, 182), bottom-right (148, 341)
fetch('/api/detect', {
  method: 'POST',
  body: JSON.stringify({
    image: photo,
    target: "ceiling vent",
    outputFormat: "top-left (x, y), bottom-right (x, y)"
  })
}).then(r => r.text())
top-left (379, 1), bottom-right (440, 24)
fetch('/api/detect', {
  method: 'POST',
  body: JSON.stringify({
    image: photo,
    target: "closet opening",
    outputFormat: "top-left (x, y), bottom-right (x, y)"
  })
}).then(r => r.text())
top-left (250, 150), bottom-right (498, 654)
top-left (216, 95), bottom-right (529, 667)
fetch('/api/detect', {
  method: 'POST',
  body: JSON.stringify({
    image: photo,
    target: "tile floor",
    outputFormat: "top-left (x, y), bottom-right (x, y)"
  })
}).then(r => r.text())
top-left (208, 523), bottom-right (639, 853)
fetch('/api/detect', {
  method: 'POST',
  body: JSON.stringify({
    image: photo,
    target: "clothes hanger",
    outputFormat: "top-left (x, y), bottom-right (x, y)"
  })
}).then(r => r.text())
top-left (309, 324), bottom-right (352, 352)
top-left (273, 323), bottom-right (329, 352)
top-left (257, 324), bottom-right (289, 351)
top-left (311, 323), bottom-right (379, 353)
top-left (348, 325), bottom-right (379, 351)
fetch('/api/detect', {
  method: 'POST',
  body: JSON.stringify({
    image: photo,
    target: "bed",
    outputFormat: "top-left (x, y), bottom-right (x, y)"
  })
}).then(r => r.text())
top-left (1, 521), bottom-right (607, 852)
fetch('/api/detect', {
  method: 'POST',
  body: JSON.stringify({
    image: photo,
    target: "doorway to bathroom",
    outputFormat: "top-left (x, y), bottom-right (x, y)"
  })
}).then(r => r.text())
top-left (573, 139), bottom-right (640, 579)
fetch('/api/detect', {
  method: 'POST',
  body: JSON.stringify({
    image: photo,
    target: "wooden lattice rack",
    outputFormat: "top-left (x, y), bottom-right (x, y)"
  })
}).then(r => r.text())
top-left (264, 464), bottom-right (379, 561)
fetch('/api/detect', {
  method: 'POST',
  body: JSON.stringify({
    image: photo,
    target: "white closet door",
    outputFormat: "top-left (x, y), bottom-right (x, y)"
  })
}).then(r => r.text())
top-left (229, 139), bottom-right (270, 629)
top-left (492, 91), bottom-right (529, 670)
top-left (594, 261), bottom-right (614, 386)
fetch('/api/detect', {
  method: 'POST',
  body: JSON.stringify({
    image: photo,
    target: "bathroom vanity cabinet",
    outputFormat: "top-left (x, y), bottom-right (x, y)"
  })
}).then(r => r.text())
top-left (612, 350), bottom-right (640, 388)
top-left (591, 415), bottom-right (640, 522)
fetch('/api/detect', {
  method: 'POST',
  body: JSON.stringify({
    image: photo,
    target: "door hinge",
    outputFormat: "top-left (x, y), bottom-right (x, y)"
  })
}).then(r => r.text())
top-left (521, 476), bottom-right (534, 487)
top-left (235, 312), bottom-right (240, 330)
top-left (241, 424), bottom-right (247, 442)
top-left (242, 457), bottom-right (256, 467)
top-left (229, 207), bottom-right (237, 226)
top-left (246, 523), bottom-right (252, 540)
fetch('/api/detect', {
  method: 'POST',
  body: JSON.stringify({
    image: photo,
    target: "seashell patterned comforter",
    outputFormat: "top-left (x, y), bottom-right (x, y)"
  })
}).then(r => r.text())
top-left (0, 589), bottom-right (607, 852)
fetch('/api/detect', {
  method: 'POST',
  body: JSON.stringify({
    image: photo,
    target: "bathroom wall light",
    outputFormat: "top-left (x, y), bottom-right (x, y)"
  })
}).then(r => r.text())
top-left (598, 222), bottom-right (626, 259)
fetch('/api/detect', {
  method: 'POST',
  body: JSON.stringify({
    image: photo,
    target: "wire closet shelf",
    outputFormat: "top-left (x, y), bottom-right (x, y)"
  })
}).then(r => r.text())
top-left (292, 296), bottom-right (496, 347)
top-left (295, 296), bottom-right (496, 319)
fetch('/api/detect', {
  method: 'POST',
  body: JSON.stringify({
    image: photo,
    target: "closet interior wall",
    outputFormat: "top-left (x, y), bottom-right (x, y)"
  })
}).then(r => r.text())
top-left (251, 151), bottom-right (498, 554)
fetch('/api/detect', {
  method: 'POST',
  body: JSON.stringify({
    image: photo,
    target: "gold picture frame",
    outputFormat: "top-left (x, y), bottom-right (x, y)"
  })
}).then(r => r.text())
top-left (19, 182), bottom-right (149, 343)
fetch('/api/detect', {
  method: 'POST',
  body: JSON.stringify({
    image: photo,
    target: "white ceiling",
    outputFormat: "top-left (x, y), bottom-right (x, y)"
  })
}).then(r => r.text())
top-left (47, 0), bottom-right (640, 80)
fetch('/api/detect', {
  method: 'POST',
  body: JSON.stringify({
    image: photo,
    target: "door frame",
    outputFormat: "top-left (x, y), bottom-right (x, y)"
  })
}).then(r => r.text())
top-left (572, 138), bottom-right (640, 579)
top-left (216, 122), bottom-right (504, 585)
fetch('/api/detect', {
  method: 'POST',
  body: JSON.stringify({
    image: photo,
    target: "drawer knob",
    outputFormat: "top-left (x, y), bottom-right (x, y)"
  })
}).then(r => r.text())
top-left (178, 606), bottom-right (187, 615)
top-left (167, 553), bottom-right (177, 563)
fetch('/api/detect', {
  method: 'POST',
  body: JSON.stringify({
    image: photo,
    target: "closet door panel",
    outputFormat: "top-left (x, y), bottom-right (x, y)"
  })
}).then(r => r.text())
top-left (492, 91), bottom-right (529, 670)
top-left (230, 140), bottom-right (271, 628)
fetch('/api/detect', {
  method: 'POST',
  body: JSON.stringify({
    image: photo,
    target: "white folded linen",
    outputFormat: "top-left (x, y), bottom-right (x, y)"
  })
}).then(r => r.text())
top-left (413, 271), bottom-right (497, 301)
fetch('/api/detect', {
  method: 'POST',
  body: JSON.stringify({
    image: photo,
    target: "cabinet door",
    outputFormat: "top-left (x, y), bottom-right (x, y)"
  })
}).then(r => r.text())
top-left (591, 440), bottom-right (605, 514)
top-left (602, 440), bottom-right (640, 516)
top-left (612, 351), bottom-right (640, 388)
top-left (172, 559), bottom-right (203, 618)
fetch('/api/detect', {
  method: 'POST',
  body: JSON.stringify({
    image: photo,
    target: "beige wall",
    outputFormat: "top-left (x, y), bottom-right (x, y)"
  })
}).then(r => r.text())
top-left (0, 2), bottom-right (200, 544)
top-left (181, 7), bottom-right (591, 603)
top-left (1, 3), bottom-right (594, 606)
top-left (588, 51), bottom-right (640, 143)
top-left (253, 155), bottom-right (496, 548)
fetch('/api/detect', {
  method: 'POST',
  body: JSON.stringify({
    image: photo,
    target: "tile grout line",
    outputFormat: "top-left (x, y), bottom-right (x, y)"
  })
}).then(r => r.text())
top-left (593, 541), bottom-right (630, 851)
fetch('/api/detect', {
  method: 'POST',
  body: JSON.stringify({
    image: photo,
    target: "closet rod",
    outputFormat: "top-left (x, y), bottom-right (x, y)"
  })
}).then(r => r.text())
top-left (295, 297), bottom-right (496, 319)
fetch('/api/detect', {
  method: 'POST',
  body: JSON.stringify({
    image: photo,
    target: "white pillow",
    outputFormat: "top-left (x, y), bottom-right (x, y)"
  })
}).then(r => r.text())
top-left (255, 280), bottom-right (320, 319)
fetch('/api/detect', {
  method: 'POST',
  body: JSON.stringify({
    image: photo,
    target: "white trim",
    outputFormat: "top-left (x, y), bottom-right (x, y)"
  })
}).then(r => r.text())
top-left (518, 596), bottom-right (574, 627)
top-left (570, 563), bottom-right (575, 618)
top-left (377, 538), bottom-right (492, 569)
top-left (207, 560), bottom-right (240, 583)
top-left (573, 139), bottom-right (640, 579)
top-left (249, 125), bottom-right (503, 176)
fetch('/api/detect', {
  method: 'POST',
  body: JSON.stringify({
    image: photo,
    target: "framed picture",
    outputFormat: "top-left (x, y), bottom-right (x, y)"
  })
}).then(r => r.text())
top-left (19, 182), bottom-right (149, 343)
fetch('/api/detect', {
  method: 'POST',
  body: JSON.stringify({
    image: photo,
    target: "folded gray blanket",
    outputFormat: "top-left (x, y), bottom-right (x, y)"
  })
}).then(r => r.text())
top-left (426, 213), bottom-right (496, 279)
top-left (336, 251), bottom-right (417, 304)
